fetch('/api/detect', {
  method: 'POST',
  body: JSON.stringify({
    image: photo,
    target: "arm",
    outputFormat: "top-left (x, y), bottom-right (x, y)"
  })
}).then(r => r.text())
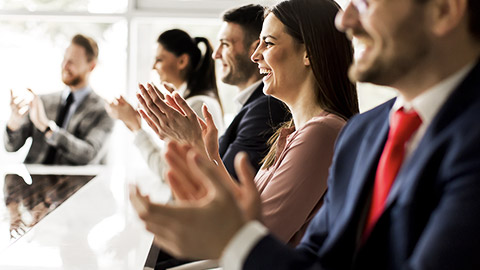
top-left (133, 129), bottom-right (166, 178)
top-left (404, 146), bottom-right (480, 269)
top-left (259, 120), bottom-right (342, 244)
top-left (4, 116), bottom-right (32, 152)
top-left (47, 107), bottom-right (114, 165)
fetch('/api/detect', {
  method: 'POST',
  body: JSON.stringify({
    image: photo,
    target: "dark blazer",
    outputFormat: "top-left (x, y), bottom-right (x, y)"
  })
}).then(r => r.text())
top-left (219, 83), bottom-right (290, 180)
top-left (4, 90), bottom-right (114, 165)
top-left (244, 61), bottom-right (480, 269)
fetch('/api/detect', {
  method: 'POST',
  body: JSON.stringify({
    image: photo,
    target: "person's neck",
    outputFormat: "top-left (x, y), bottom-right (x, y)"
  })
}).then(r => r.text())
top-left (287, 77), bottom-right (324, 130)
top-left (236, 74), bottom-right (262, 92)
top-left (69, 81), bottom-right (88, 92)
top-left (393, 39), bottom-right (480, 102)
top-left (171, 79), bottom-right (187, 90)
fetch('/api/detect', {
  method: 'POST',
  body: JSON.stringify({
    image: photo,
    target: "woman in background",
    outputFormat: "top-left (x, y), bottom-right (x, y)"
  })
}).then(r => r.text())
top-left (107, 29), bottom-right (223, 177)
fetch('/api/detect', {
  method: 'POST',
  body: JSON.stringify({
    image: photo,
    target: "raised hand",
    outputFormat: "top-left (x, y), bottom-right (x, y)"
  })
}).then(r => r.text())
top-left (165, 141), bottom-right (261, 221)
top-left (7, 89), bottom-right (31, 131)
top-left (27, 89), bottom-right (50, 132)
top-left (105, 96), bottom-right (141, 131)
top-left (136, 83), bottom-right (205, 152)
top-left (130, 148), bottom-right (260, 259)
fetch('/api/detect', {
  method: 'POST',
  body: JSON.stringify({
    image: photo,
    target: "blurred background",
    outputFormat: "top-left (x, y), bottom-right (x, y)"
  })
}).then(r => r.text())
top-left (0, 0), bottom-right (397, 165)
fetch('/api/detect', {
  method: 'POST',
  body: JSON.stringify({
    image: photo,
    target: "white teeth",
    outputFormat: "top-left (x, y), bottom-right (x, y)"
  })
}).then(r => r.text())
top-left (259, 68), bottom-right (272, 75)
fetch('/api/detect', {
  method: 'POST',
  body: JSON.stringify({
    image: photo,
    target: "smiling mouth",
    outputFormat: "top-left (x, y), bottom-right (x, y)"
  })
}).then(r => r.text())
top-left (259, 68), bottom-right (272, 81)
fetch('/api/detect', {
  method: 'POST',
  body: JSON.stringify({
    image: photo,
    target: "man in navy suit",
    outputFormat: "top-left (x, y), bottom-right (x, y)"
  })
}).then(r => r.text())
top-left (131, 0), bottom-right (480, 269)
top-left (214, 4), bottom-right (290, 180)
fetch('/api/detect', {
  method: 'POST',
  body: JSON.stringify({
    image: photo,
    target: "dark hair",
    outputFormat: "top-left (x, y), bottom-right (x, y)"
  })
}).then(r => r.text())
top-left (222, 4), bottom-right (265, 47)
top-left (466, 0), bottom-right (479, 40)
top-left (71, 34), bottom-right (98, 62)
top-left (157, 29), bottom-right (221, 104)
top-left (262, 0), bottom-right (359, 168)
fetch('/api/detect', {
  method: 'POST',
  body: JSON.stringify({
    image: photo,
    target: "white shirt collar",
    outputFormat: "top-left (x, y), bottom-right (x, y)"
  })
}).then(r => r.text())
top-left (62, 85), bottom-right (91, 105)
top-left (389, 61), bottom-right (476, 158)
top-left (390, 61), bottom-right (476, 125)
top-left (177, 82), bottom-right (188, 97)
top-left (234, 80), bottom-right (262, 108)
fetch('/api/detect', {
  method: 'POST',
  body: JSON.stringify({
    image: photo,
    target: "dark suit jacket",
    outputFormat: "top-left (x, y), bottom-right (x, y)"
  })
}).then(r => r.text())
top-left (4, 90), bottom-right (114, 165)
top-left (244, 61), bottom-right (480, 269)
top-left (219, 83), bottom-right (290, 180)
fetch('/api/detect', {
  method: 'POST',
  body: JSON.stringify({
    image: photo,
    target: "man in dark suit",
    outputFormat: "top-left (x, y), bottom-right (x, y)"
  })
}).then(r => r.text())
top-left (4, 34), bottom-right (113, 165)
top-left (130, 0), bottom-right (480, 269)
top-left (214, 4), bottom-right (290, 179)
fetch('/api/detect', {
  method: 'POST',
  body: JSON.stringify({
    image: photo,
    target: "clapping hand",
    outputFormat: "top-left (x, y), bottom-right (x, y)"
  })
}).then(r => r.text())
top-left (105, 96), bottom-right (142, 132)
top-left (27, 89), bottom-right (50, 132)
top-left (7, 89), bottom-right (31, 131)
top-left (129, 146), bottom-right (261, 259)
top-left (136, 82), bottom-right (207, 154)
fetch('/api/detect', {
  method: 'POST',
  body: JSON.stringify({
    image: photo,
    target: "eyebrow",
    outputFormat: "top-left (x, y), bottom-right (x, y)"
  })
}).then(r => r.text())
top-left (262, 35), bottom-right (278, 41)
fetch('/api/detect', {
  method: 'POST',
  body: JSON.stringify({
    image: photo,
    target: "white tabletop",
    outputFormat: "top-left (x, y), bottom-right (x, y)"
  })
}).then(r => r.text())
top-left (0, 164), bottom-right (170, 269)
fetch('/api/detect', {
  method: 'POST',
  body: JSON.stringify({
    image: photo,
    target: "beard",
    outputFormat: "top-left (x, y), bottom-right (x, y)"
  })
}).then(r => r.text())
top-left (348, 8), bottom-right (429, 86)
top-left (62, 71), bottom-right (84, 87)
top-left (221, 52), bottom-right (257, 86)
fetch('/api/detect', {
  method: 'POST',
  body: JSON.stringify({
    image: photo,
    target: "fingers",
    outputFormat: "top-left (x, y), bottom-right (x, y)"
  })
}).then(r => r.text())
top-left (118, 95), bottom-right (127, 105)
top-left (202, 105), bottom-right (218, 133)
top-left (26, 88), bottom-right (36, 96)
top-left (148, 83), bottom-right (165, 100)
top-left (162, 82), bottom-right (176, 93)
top-left (234, 152), bottom-right (256, 191)
top-left (187, 150), bottom-right (234, 197)
top-left (138, 83), bottom-right (177, 121)
top-left (165, 94), bottom-right (184, 115)
top-left (138, 109), bottom-right (162, 137)
top-left (165, 142), bottom-right (205, 201)
top-left (173, 92), bottom-right (196, 118)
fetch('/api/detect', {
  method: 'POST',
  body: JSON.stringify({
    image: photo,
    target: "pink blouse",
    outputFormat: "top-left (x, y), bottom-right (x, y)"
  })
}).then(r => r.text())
top-left (254, 112), bottom-right (345, 246)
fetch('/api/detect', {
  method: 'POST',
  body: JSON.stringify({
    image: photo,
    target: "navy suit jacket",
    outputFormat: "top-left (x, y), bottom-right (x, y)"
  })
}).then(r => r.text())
top-left (219, 83), bottom-right (290, 180)
top-left (244, 61), bottom-right (480, 269)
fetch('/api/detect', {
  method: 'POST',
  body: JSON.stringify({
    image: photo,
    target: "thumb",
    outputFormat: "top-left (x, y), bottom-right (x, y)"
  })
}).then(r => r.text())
top-left (234, 152), bottom-right (256, 193)
top-left (202, 104), bottom-right (217, 132)
top-left (163, 82), bottom-right (176, 93)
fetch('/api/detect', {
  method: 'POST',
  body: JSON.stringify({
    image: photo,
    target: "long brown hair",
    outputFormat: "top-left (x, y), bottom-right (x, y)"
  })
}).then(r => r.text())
top-left (261, 0), bottom-right (359, 169)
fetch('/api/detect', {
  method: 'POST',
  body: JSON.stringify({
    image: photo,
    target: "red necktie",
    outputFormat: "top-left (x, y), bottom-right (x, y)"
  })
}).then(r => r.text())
top-left (362, 108), bottom-right (422, 240)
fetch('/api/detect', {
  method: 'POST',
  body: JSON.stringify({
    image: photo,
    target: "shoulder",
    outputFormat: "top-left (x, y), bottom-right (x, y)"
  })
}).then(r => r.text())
top-left (295, 114), bottom-right (347, 144)
top-left (341, 98), bottom-right (395, 135)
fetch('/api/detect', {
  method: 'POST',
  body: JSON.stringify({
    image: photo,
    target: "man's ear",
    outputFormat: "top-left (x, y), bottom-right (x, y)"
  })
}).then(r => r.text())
top-left (178, 54), bottom-right (190, 71)
top-left (89, 60), bottom-right (97, 72)
top-left (429, 0), bottom-right (467, 36)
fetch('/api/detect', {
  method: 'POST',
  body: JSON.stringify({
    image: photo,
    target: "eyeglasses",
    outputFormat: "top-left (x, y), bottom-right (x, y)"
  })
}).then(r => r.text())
top-left (351, 0), bottom-right (369, 15)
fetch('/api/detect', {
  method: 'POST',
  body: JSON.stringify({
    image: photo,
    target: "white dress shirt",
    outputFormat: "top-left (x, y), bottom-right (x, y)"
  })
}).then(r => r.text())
top-left (220, 61), bottom-right (476, 270)
top-left (234, 80), bottom-right (262, 114)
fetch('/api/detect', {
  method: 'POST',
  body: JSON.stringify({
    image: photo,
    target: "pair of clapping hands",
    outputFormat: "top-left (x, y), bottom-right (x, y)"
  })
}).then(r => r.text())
top-left (129, 83), bottom-right (264, 260)
top-left (8, 89), bottom-right (50, 133)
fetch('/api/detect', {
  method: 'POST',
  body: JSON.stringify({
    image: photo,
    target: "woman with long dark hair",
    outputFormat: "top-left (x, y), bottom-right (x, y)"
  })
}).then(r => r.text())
top-left (107, 29), bottom-right (223, 177)
top-left (139, 0), bottom-right (359, 247)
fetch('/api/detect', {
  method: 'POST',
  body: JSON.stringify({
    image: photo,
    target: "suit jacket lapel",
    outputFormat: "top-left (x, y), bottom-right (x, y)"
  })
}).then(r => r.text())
top-left (385, 59), bottom-right (480, 209)
top-left (322, 102), bottom-right (393, 252)
top-left (219, 83), bottom-right (265, 156)
top-left (66, 91), bottom-right (93, 133)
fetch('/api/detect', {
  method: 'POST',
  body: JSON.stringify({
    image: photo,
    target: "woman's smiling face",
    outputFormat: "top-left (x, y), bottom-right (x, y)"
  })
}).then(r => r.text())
top-left (251, 13), bottom-right (309, 104)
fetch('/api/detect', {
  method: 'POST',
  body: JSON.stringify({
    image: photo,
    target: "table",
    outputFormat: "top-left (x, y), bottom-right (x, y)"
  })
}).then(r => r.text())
top-left (0, 164), bottom-right (170, 269)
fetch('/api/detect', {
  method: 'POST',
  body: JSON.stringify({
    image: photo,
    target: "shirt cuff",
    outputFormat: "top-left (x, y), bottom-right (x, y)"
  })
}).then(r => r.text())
top-left (45, 120), bottom-right (59, 144)
top-left (220, 220), bottom-right (268, 270)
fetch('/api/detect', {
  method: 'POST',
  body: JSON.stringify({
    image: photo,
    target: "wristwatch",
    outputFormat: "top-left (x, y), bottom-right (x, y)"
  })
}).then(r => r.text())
top-left (43, 120), bottom-right (58, 136)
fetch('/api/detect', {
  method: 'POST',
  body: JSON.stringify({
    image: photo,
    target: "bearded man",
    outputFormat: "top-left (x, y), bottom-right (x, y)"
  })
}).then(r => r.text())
top-left (4, 34), bottom-right (114, 165)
